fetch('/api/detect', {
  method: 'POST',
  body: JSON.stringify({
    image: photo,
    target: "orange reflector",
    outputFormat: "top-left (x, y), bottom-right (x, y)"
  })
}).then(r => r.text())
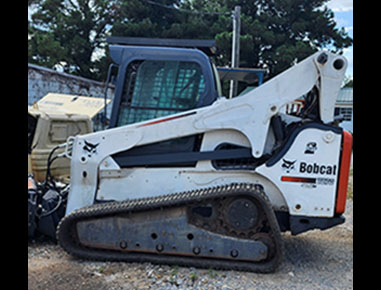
top-left (335, 130), bottom-right (353, 214)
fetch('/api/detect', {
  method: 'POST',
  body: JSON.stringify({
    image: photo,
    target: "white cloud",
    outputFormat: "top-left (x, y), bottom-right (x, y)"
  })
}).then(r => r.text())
top-left (326, 0), bottom-right (353, 12)
top-left (345, 26), bottom-right (353, 32)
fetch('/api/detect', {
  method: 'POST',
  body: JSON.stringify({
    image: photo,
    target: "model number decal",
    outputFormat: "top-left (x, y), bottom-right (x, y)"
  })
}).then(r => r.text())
top-left (316, 177), bottom-right (335, 185)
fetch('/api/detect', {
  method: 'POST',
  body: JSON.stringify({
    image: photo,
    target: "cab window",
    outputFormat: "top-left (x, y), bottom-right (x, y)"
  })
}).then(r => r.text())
top-left (117, 60), bottom-right (205, 126)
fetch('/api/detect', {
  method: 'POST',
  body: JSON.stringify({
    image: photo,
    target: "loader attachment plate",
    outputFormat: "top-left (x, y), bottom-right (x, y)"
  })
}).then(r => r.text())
top-left (57, 183), bottom-right (283, 273)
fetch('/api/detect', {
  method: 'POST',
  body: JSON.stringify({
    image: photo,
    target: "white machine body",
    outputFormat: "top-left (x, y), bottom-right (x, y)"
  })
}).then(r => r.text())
top-left (64, 51), bottom-right (348, 221)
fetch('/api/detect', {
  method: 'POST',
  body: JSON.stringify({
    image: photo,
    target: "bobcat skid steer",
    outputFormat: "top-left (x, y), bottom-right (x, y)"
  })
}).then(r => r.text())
top-left (45, 39), bottom-right (351, 273)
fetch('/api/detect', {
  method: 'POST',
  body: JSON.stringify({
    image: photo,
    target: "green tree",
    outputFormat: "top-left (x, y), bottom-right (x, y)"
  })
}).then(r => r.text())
top-left (204, 0), bottom-right (352, 76)
top-left (29, 0), bottom-right (118, 79)
top-left (28, 0), bottom-right (352, 81)
top-left (111, 0), bottom-right (183, 37)
top-left (107, 0), bottom-right (352, 77)
top-left (343, 76), bottom-right (353, 88)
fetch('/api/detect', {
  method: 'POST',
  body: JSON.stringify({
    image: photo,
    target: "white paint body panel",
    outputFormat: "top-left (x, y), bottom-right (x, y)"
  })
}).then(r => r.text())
top-left (97, 167), bottom-right (288, 212)
top-left (256, 128), bottom-right (342, 217)
top-left (65, 51), bottom-right (347, 215)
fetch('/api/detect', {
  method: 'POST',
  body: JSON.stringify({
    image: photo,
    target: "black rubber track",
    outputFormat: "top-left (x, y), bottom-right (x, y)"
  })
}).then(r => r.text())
top-left (57, 183), bottom-right (284, 273)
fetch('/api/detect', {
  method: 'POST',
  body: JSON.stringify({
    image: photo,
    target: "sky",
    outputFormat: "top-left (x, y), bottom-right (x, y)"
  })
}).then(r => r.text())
top-left (326, 0), bottom-right (353, 78)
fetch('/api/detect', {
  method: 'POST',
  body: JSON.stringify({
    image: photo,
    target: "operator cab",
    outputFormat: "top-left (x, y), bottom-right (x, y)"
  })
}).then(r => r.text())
top-left (106, 37), bottom-right (221, 161)
top-left (106, 37), bottom-right (221, 128)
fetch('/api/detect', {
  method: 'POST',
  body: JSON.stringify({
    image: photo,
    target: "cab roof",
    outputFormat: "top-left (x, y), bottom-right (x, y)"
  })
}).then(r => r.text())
top-left (107, 36), bottom-right (216, 56)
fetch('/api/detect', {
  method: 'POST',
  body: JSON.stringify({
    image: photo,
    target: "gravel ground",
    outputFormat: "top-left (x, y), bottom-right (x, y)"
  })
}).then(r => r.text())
top-left (28, 196), bottom-right (352, 290)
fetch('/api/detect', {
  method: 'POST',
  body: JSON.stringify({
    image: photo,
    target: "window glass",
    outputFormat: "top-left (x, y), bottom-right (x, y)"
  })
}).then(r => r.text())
top-left (117, 60), bottom-right (205, 126)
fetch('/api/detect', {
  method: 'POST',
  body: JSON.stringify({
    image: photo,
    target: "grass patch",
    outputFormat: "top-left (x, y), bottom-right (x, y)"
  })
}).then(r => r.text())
top-left (189, 272), bottom-right (197, 282)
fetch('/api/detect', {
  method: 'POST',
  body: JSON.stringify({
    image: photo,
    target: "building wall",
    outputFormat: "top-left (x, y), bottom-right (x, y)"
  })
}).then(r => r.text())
top-left (335, 88), bottom-right (353, 133)
top-left (335, 104), bottom-right (353, 133)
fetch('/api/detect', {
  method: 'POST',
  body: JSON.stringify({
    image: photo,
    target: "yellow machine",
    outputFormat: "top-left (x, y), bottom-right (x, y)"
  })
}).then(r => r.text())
top-left (28, 93), bottom-right (110, 181)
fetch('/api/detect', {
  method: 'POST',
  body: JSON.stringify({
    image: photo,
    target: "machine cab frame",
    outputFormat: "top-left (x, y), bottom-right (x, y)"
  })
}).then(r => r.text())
top-left (107, 37), bottom-right (220, 129)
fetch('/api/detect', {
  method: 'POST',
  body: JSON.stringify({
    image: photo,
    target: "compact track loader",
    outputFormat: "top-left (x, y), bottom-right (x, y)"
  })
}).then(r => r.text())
top-left (29, 38), bottom-right (352, 273)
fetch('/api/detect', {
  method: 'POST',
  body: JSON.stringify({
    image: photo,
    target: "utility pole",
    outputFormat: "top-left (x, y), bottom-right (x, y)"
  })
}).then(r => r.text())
top-left (229, 5), bottom-right (241, 99)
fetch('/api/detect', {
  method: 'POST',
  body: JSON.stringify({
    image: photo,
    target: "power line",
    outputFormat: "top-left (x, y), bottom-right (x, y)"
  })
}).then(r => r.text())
top-left (141, 0), bottom-right (232, 16)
